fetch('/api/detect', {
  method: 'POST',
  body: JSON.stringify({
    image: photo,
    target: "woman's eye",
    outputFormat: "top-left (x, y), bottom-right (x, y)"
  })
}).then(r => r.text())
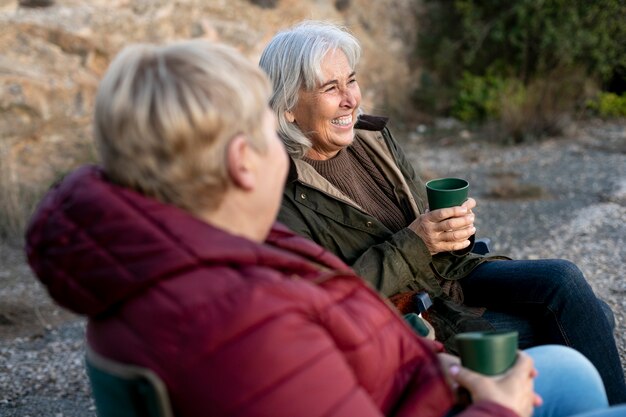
top-left (348, 78), bottom-right (357, 84)
top-left (324, 86), bottom-right (336, 93)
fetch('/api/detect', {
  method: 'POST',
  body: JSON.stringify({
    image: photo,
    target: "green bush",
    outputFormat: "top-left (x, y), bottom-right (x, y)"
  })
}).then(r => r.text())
top-left (451, 72), bottom-right (524, 123)
top-left (415, 0), bottom-right (626, 138)
top-left (589, 92), bottom-right (626, 118)
top-left (496, 69), bottom-right (590, 142)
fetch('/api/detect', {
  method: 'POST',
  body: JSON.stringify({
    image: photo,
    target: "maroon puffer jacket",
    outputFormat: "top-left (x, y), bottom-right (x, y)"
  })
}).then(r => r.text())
top-left (25, 166), bottom-right (518, 417)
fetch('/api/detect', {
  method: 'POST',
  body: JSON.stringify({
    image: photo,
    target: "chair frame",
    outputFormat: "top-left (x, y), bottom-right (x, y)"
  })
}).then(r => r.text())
top-left (86, 346), bottom-right (174, 417)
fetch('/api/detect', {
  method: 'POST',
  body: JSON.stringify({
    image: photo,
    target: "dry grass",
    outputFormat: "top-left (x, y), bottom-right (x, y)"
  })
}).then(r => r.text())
top-left (496, 68), bottom-right (594, 143)
top-left (485, 173), bottom-right (547, 200)
top-left (0, 142), bottom-right (44, 244)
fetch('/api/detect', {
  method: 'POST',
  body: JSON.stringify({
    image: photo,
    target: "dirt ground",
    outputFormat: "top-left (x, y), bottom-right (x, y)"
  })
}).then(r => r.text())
top-left (0, 244), bottom-right (76, 341)
top-left (0, 119), bottom-right (625, 415)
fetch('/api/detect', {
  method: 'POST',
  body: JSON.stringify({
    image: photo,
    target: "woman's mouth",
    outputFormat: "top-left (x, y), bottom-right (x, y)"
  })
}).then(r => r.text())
top-left (330, 115), bottom-right (353, 127)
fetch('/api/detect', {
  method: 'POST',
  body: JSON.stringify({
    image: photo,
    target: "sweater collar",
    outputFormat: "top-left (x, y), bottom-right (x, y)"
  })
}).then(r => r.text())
top-left (286, 114), bottom-right (389, 184)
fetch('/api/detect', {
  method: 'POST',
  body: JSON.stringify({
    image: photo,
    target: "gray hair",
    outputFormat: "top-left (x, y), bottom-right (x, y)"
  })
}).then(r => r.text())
top-left (259, 21), bottom-right (361, 159)
top-left (94, 40), bottom-right (271, 214)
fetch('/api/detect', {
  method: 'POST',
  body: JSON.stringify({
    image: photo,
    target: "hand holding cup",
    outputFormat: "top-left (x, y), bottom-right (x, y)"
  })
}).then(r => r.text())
top-left (411, 177), bottom-right (475, 255)
top-left (451, 331), bottom-right (540, 417)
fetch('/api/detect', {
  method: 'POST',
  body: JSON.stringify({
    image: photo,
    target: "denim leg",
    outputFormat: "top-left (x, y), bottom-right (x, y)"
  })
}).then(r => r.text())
top-left (482, 299), bottom-right (613, 349)
top-left (482, 309), bottom-right (537, 349)
top-left (461, 259), bottom-right (626, 405)
top-left (528, 345), bottom-right (608, 417)
top-left (570, 406), bottom-right (626, 417)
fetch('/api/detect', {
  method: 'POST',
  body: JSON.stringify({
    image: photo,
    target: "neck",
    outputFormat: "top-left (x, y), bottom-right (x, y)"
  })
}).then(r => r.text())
top-left (198, 196), bottom-right (269, 243)
top-left (305, 147), bottom-right (341, 161)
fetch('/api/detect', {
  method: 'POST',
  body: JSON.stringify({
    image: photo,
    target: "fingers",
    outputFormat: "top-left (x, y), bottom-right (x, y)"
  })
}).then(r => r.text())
top-left (440, 224), bottom-right (476, 240)
top-left (447, 237), bottom-right (472, 252)
top-left (410, 212), bottom-right (475, 255)
top-left (438, 352), bottom-right (461, 369)
top-left (437, 353), bottom-right (462, 390)
top-left (449, 364), bottom-right (485, 386)
top-left (438, 214), bottom-right (475, 233)
top-left (428, 198), bottom-right (477, 218)
top-left (449, 358), bottom-right (538, 417)
top-left (428, 205), bottom-right (471, 222)
top-left (511, 351), bottom-right (536, 376)
top-left (427, 211), bottom-right (475, 242)
top-left (423, 209), bottom-right (474, 232)
top-left (462, 197), bottom-right (477, 210)
top-left (512, 353), bottom-right (542, 408)
top-left (411, 201), bottom-right (478, 255)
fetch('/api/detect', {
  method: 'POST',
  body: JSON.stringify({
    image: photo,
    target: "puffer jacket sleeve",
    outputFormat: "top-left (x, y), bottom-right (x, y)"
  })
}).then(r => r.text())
top-left (171, 279), bottom-right (388, 417)
top-left (459, 401), bottom-right (521, 417)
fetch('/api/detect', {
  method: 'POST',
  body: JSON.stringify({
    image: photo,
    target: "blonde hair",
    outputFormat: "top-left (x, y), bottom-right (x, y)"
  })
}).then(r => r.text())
top-left (94, 40), bottom-right (271, 213)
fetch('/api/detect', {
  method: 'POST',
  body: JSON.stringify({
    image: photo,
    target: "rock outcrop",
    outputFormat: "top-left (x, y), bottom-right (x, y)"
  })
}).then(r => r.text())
top-left (0, 0), bottom-right (421, 191)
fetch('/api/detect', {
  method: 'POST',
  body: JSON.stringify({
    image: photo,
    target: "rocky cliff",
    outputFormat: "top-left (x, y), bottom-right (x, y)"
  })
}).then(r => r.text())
top-left (0, 0), bottom-right (420, 193)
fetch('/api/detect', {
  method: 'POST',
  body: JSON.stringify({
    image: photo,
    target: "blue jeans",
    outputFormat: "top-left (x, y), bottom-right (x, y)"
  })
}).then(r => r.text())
top-left (461, 259), bottom-right (626, 405)
top-left (528, 345), bottom-right (626, 417)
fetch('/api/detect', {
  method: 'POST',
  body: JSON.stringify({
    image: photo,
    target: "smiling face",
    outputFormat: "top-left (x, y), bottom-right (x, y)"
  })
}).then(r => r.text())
top-left (287, 49), bottom-right (361, 160)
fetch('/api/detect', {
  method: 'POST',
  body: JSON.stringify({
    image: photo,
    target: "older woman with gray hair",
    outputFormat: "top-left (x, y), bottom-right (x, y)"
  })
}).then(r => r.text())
top-left (259, 20), bottom-right (626, 405)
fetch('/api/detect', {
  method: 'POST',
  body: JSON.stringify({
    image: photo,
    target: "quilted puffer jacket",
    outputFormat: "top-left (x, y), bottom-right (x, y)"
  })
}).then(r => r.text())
top-left (25, 166), bottom-right (518, 417)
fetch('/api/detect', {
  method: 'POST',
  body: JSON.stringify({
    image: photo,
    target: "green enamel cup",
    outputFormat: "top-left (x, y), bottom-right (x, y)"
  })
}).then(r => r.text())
top-left (454, 330), bottom-right (519, 375)
top-left (425, 177), bottom-right (469, 210)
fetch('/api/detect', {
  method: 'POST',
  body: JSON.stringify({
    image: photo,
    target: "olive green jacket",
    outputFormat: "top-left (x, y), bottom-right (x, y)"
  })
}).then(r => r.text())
top-left (278, 115), bottom-right (492, 299)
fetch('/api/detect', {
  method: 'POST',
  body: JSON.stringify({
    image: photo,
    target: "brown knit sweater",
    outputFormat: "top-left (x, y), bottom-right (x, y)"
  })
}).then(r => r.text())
top-left (303, 139), bottom-right (412, 232)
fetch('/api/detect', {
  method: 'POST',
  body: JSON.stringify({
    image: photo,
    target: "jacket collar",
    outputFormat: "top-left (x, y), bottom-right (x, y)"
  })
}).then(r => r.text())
top-left (354, 114), bottom-right (389, 131)
top-left (284, 114), bottom-right (419, 217)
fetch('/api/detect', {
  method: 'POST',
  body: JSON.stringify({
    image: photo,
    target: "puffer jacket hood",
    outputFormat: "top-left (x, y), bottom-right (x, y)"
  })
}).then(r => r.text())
top-left (25, 165), bottom-right (344, 317)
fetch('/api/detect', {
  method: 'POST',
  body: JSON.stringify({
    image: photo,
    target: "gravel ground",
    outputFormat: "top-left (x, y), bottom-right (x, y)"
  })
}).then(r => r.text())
top-left (0, 119), bottom-right (625, 416)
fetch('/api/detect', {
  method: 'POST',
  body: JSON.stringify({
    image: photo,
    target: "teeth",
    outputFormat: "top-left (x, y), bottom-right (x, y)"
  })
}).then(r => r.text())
top-left (331, 115), bottom-right (352, 126)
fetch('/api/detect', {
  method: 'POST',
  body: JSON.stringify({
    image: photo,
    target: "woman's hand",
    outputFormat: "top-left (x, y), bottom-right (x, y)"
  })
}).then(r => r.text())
top-left (409, 198), bottom-right (477, 255)
top-left (437, 352), bottom-right (461, 391)
top-left (449, 351), bottom-right (543, 417)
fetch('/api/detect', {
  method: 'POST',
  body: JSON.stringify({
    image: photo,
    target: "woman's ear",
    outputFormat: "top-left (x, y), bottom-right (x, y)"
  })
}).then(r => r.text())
top-left (285, 110), bottom-right (295, 123)
top-left (226, 135), bottom-right (255, 191)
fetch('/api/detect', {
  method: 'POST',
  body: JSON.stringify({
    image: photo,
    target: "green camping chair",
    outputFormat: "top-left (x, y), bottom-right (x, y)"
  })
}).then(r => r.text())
top-left (85, 346), bottom-right (174, 417)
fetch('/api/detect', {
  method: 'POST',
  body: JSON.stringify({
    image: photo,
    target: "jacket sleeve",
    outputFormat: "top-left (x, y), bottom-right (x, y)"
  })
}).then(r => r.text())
top-left (279, 196), bottom-right (440, 297)
top-left (459, 401), bottom-right (521, 417)
top-left (350, 227), bottom-right (441, 297)
top-left (174, 287), bottom-right (387, 417)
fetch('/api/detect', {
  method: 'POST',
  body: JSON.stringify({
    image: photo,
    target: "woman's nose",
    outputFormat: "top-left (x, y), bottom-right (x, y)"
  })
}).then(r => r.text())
top-left (341, 89), bottom-right (357, 108)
